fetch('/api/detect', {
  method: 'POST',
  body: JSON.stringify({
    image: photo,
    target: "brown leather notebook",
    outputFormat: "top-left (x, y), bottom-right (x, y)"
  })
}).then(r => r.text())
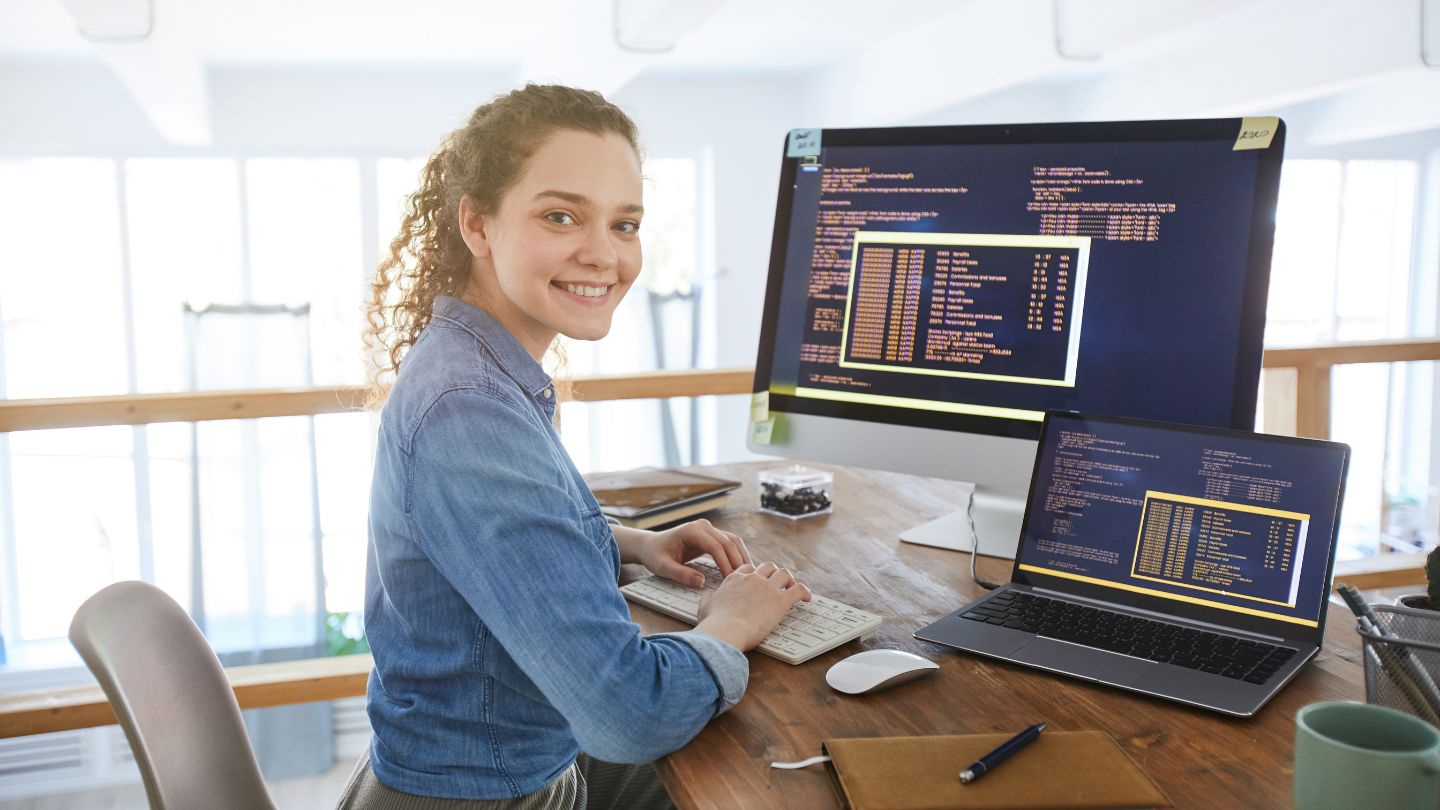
top-left (820, 731), bottom-right (1171, 809)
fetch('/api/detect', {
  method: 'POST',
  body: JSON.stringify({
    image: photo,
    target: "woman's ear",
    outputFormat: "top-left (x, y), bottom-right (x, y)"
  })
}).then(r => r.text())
top-left (458, 195), bottom-right (491, 259)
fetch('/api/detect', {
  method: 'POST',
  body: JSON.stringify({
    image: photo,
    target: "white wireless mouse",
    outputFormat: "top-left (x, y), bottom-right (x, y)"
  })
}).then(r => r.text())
top-left (825, 649), bottom-right (939, 695)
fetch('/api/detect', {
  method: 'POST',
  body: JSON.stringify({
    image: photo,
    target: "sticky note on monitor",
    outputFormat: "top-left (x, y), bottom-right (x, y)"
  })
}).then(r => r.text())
top-left (1234, 117), bottom-right (1279, 150)
top-left (750, 391), bottom-right (770, 422)
top-left (787, 129), bottom-right (822, 158)
top-left (751, 416), bottom-right (777, 446)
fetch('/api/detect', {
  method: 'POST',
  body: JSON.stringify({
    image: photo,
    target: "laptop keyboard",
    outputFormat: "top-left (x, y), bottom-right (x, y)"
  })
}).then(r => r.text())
top-left (962, 591), bottom-right (1297, 684)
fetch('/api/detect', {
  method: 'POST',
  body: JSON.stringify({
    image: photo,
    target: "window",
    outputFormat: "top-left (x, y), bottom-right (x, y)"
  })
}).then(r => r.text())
top-left (0, 157), bottom-right (377, 670)
top-left (0, 159), bottom-right (129, 399)
top-left (1266, 159), bottom-right (1432, 560)
top-left (0, 151), bottom-right (716, 673)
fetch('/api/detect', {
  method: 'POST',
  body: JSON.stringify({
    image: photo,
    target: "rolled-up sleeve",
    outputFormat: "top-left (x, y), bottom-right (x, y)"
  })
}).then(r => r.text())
top-left (406, 387), bottom-right (748, 763)
top-left (651, 631), bottom-right (747, 713)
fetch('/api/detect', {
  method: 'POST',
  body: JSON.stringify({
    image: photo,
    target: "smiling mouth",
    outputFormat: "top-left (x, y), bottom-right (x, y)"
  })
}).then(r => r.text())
top-left (555, 282), bottom-right (612, 298)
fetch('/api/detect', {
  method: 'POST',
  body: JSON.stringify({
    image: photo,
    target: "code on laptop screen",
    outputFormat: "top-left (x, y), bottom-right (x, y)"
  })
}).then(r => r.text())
top-left (1017, 415), bottom-right (1347, 628)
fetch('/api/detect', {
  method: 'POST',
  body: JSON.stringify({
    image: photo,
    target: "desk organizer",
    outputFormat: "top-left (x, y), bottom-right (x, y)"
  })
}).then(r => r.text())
top-left (1356, 603), bottom-right (1440, 725)
top-left (758, 465), bottom-right (833, 520)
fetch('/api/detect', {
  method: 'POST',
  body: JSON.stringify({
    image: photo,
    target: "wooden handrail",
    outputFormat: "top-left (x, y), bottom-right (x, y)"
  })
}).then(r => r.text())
top-left (1261, 339), bottom-right (1440, 368)
top-left (1333, 552), bottom-right (1428, 593)
top-left (0, 654), bottom-right (372, 739)
top-left (1258, 338), bottom-right (1440, 441)
top-left (0, 368), bottom-right (755, 433)
top-left (1, 341), bottom-right (1436, 434)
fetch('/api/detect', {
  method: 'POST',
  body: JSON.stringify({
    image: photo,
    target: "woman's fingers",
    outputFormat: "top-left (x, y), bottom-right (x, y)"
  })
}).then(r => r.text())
top-left (687, 528), bottom-right (734, 577)
top-left (726, 560), bottom-right (806, 601)
top-left (723, 530), bottom-right (752, 567)
top-left (703, 524), bottom-right (746, 575)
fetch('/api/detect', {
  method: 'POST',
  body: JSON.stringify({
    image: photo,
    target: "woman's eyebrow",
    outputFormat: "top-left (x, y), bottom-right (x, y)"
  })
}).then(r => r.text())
top-left (533, 189), bottom-right (643, 215)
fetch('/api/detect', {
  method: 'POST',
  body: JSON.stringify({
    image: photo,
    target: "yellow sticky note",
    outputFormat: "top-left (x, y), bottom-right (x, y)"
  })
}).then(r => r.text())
top-left (751, 417), bottom-right (776, 446)
top-left (750, 391), bottom-right (770, 422)
top-left (1234, 117), bottom-right (1279, 150)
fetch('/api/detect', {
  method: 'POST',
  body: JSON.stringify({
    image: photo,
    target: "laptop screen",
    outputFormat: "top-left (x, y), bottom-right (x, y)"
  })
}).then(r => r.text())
top-left (1013, 412), bottom-right (1350, 642)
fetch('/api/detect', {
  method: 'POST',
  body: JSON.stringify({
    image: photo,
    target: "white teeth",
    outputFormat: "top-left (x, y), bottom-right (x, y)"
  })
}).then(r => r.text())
top-left (563, 283), bottom-right (608, 298)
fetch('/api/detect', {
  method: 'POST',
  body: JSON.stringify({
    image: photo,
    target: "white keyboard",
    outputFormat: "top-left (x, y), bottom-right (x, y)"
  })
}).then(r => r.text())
top-left (621, 557), bottom-right (882, 665)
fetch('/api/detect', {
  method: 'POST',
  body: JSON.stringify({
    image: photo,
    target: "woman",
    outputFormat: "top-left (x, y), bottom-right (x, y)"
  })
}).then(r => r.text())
top-left (342, 84), bottom-right (810, 809)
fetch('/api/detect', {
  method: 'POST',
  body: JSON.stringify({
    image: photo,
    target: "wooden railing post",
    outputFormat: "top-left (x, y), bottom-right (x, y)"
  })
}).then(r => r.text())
top-left (1293, 364), bottom-right (1332, 440)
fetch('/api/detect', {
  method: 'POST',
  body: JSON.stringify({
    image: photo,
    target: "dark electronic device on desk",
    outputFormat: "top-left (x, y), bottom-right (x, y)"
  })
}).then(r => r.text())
top-left (748, 118), bottom-right (1285, 560)
top-left (917, 411), bottom-right (1350, 717)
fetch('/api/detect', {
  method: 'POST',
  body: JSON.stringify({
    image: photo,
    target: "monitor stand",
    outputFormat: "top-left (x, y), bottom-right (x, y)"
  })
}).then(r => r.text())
top-left (898, 486), bottom-right (1026, 559)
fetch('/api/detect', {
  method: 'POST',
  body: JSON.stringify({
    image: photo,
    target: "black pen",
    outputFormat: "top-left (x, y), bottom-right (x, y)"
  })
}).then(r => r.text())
top-left (959, 722), bottom-right (1046, 784)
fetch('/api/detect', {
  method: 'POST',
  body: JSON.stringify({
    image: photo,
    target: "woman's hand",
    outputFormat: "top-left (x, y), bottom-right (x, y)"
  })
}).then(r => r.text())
top-left (635, 518), bottom-right (752, 589)
top-left (695, 563), bottom-right (812, 651)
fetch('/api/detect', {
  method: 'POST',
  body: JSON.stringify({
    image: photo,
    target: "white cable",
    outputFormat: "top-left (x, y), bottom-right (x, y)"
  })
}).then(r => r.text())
top-left (967, 489), bottom-right (1002, 590)
top-left (769, 755), bottom-right (832, 770)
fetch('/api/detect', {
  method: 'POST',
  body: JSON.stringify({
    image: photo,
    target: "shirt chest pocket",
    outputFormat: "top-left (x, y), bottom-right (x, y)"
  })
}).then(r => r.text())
top-left (579, 506), bottom-right (612, 548)
top-left (579, 506), bottom-right (620, 577)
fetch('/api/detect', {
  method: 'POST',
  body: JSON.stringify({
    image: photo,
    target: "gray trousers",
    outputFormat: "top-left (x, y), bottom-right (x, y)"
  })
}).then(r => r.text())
top-left (335, 752), bottom-right (675, 810)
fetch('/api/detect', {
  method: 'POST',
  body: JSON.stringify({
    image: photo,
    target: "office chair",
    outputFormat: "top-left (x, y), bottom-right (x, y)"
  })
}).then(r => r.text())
top-left (69, 580), bottom-right (279, 810)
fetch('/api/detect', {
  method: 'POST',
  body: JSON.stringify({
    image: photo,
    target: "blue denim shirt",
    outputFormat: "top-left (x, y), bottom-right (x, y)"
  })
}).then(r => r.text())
top-left (364, 296), bottom-right (749, 799)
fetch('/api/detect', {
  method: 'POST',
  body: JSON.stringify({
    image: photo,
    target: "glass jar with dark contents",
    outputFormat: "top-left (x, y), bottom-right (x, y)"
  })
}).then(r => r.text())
top-left (758, 465), bottom-right (833, 520)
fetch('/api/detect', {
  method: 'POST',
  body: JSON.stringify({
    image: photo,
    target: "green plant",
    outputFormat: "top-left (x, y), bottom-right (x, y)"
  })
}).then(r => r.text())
top-left (324, 611), bottom-right (370, 657)
top-left (1428, 548), bottom-right (1440, 607)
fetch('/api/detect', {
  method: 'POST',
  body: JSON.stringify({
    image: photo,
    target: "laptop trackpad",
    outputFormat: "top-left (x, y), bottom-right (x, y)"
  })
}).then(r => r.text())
top-left (1012, 637), bottom-right (1152, 686)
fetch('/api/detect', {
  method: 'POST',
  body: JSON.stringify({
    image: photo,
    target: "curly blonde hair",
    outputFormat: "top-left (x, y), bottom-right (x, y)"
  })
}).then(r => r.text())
top-left (364, 84), bottom-right (640, 405)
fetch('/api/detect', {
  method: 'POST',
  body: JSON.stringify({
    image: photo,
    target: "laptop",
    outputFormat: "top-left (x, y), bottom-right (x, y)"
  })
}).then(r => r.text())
top-left (916, 411), bottom-right (1350, 716)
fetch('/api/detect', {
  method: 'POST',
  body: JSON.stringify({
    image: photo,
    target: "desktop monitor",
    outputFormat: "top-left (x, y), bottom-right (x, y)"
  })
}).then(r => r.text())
top-left (748, 118), bottom-right (1285, 558)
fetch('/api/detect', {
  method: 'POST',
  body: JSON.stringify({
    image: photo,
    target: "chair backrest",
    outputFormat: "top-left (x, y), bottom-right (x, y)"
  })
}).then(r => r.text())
top-left (69, 581), bottom-right (278, 810)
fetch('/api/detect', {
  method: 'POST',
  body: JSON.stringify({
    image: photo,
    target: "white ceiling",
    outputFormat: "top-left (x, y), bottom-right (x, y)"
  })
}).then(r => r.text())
top-left (3, 0), bottom-right (1439, 148)
top-left (3, 0), bottom-right (963, 70)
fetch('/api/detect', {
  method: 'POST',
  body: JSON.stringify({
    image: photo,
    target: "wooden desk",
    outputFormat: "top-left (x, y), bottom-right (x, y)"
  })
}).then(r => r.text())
top-left (626, 462), bottom-right (1366, 810)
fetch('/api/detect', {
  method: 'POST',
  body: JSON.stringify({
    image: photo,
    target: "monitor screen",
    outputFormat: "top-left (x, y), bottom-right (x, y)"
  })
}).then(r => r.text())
top-left (753, 119), bottom-right (1284, 442)
top-left (1014, 412), bottom-right (1349, 642)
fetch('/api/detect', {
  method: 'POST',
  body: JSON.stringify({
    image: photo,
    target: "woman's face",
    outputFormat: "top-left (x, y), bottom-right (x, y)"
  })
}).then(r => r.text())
top-left (461, 129), bottom-right (644, 359)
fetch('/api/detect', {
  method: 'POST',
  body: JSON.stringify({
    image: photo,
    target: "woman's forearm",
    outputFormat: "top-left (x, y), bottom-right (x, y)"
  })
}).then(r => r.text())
top-left (612, 525), bottom-right (652, 565)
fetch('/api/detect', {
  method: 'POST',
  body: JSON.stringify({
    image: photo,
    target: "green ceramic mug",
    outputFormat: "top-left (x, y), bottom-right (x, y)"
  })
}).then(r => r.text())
top-left (1295, 701), bottom-right (1440, 809)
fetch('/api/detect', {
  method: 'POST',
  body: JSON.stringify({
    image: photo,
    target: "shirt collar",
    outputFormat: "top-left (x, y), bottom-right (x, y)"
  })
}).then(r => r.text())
top-left (431, 295), bottom-right (555, 402)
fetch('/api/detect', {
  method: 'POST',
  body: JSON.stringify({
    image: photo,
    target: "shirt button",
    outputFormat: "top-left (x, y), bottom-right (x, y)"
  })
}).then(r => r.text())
top-left (541, 388), bottom-right (553, 399)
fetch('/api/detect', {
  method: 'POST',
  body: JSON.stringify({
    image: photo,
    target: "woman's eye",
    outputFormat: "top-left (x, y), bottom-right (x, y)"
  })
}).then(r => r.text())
top-left (614, 220), bottom-right (640, 235)
top-left (544, 211), bottom-right (576, 226)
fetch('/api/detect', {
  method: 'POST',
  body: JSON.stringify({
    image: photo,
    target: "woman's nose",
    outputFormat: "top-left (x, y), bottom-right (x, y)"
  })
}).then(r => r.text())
top-left (576, 224), bottom-right (619, 272)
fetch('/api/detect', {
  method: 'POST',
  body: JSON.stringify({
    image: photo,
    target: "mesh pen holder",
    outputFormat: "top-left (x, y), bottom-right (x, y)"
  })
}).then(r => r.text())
top-left (1356, 603), bottom-right (1440, 727)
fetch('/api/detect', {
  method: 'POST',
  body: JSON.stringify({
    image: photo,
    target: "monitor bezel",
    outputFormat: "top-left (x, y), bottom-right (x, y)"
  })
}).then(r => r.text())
top-left (751, 117), bottom-right (1286, 442)
top-left (1011, 410), bottom-right (1350, 646)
